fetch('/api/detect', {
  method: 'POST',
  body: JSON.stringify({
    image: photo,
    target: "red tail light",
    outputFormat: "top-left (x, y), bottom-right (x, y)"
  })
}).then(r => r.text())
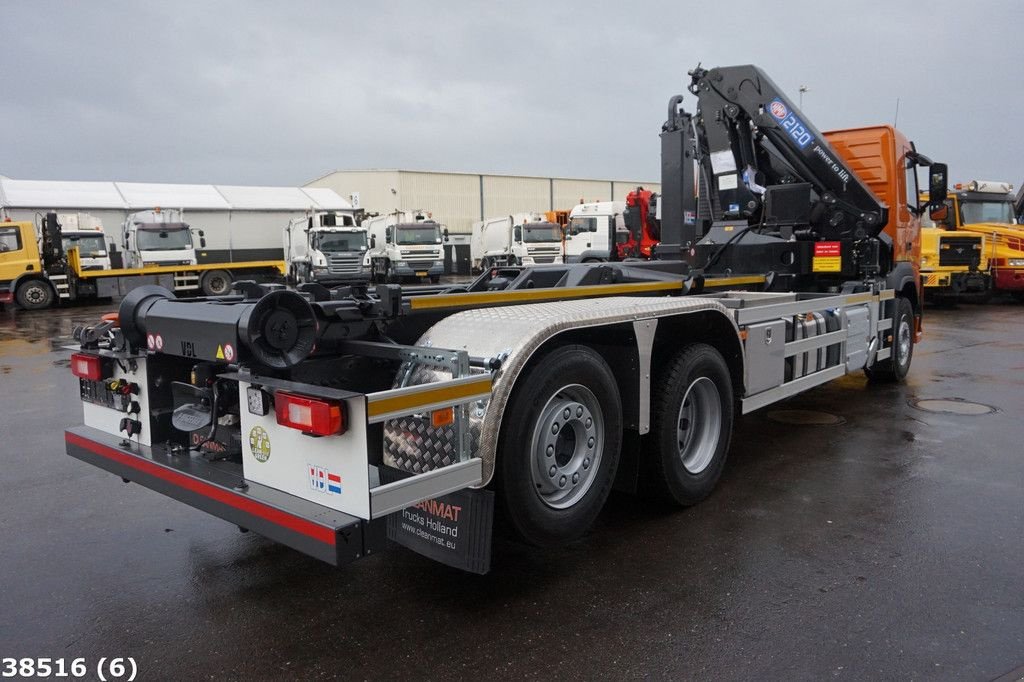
top-left (70, 353), bottom-right (108, 381)
top-left (274, 391), bottom-right (345, 436)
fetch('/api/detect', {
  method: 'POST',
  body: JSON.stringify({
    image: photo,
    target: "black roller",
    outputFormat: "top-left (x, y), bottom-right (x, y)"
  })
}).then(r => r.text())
top-left (238, 290), bottom-right (318, 369)
top-left (118, 285), bottom-right (175, 347)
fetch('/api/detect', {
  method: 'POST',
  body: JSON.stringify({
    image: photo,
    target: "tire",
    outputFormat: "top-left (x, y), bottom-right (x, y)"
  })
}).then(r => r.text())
top-left (866, 296), bottom-right (914, 382)
top-left (384, 262), bottom-right (399, 284)
top-left (429, 275), bottom-right (441, 284)
top-left (643, 343), bottom-right (734, 506)
top-left (15, 279), bottom-right (54, 310)
top-left (200, 269), bottom-right (232, 296)
top-left (496, 345), bottom-right (622, 546)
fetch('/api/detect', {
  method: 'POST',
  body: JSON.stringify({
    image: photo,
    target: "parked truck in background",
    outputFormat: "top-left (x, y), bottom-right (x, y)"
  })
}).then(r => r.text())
top-left (918, 194), bottom-right (987, 302)
top-left (63, 63), bottom-right (945, 574)
top-left (564, 201), bottom-right (626, 262)
top-left (59, 213), bottom-right (112, 271)
top-left (364, 210), bottom-right (447, 283)
top-left (471, 213), bottom-right (564, 272)
top-left (0, 213), bottom-right (286, 309)
top-left (939, 181), bottom-right (1024, 299)
top-left (284, 210), bottom-right (367, 285)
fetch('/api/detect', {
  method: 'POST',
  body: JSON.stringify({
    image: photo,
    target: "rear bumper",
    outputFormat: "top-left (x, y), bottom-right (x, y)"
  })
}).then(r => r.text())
top-left (65, 426), bottom-right (383, 565)
top-left (992, 268), bottom-right (1024, 291)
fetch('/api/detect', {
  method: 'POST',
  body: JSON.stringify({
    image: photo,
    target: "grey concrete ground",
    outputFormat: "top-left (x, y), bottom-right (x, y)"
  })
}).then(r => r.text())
top-left (1, 297), bottom-right (1022, 680)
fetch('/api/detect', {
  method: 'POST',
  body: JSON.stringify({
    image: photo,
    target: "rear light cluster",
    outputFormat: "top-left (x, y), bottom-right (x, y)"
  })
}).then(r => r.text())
top-left (70, 353), bottom-right (110, 381)
top-left (274, 391), bottom-right (346, 436)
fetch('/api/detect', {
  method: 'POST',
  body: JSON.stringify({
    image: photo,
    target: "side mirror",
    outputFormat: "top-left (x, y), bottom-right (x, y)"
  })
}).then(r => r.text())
top-left (513, 226), bottom-right (522, 242)
top-left (109, 242), bottom-right (117, 253)
top-left (929, 205), bottom-right (949, 223)
top-left (385, 227), bottom-right (392, 242)
top-left (200, 237), bottom-right (207, 248)
top-left (443, 227), bottom-right (450, 242)
top-left (370, 235), bottom-right (377, 248)
top-left (928, 163), bottom-right (949, 207)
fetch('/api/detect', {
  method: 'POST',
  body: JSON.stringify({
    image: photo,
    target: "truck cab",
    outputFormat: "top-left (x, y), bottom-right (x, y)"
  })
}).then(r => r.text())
top-left (918, 194), bottom-right (987, 300)
top-left (945, 181), bottom-right (1024, 297)
top-left (59, 213), bottom-right (111, 271)
top-left (564, 201), bottom-right (627, 263)
top-left (471, 213), bottom-right (563, 271)
top-left (122, 209), bottom-right (203, 270)
top-left (364, 210), bottom-right (447, 284)
top-left (284, 211), bottom-right (366, 284)
top-left (0, 221), bottom-right (43, 306)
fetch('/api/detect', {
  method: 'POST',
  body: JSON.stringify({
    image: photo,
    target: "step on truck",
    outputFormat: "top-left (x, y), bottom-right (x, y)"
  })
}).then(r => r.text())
top-left (471, 213), bottom-right (564, 272)
top-left (64, 63), bottom-right (946, 573)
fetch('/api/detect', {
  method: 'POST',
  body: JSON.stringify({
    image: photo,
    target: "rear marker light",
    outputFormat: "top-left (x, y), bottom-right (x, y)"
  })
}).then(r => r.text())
top-left (71, 353), bottom-right (108, 381)
top-left (431, 407), bottom-right (455, 428)
top-left (275, 391), bottom-right (345, 436)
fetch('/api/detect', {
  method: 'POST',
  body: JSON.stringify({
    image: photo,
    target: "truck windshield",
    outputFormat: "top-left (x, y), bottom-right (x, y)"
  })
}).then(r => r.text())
top-left (136, 227), bottom-right (193, 251)
top-left (395, 224), bottom-right (440, 245)
top-left (961, 200), bottom-right (1014, 224)
top-left (62, 234), bottom-right (107, 257)
top-left (316, 231), bottom-right (367, 252)
top-left (522, 222), bottom-right (562, 243)
top-left (567, 217), bottom-right (597, 235)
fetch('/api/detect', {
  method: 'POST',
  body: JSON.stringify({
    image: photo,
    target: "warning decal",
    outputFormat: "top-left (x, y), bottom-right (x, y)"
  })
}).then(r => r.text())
top-left (215, 345), bottom-right (225, 360)
top-left (813, 241), bottom-right (842, 272)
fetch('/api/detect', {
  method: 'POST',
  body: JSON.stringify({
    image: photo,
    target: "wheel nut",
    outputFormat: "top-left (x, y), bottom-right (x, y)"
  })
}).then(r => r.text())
top-left (587, 436), bottom-right (595, 448)
top-left (559, 475), bottom-right (567, 487)
top-left (585, 418), bottom-right (592, 428)
top-left (546, 445), bottom-right (554, 457)
top-left (583, 458), bottom-right (590, 469)
top-left (572, 473), bottom-right (579, 484)
top-left (549, 465), bottom-right (557, 477)
top-left (551, 422), bottom-right (559, 434)
top-left (563, 407), bottom-right (571, 419)
top-left (577, 406), bottom-right (584, 417)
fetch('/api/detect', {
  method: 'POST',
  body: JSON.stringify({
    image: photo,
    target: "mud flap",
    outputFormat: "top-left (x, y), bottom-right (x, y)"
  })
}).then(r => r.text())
top-left (384, 475), bottom-right (494, 574)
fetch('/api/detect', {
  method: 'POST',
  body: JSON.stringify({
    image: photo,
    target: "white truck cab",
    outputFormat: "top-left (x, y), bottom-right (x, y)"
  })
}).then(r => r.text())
top-left (363, 210), bottom-right (447, 283)
top-left (58, 213), bottom-right (111, 271)
top-left (565, 201), bottom-right (627, 262)
top-left (121, 209), bottom-right (204, 269)
top-left (471, 212), bottom-right (564, 271)
top-left (284, 211), bottom-right (366, 284)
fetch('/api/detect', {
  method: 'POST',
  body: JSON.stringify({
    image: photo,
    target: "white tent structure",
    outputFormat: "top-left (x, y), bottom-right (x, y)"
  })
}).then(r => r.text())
top-left (0, 178), bottom-right (353, 262)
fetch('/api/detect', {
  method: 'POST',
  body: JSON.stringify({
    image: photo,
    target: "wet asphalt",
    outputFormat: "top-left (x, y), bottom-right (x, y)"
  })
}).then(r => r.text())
top-left (1, 296), bottom-right (1022, 681)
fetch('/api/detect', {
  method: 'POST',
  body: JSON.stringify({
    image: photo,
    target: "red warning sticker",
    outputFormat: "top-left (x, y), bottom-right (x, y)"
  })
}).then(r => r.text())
top-left (813, 241), bottom-right (842, 272)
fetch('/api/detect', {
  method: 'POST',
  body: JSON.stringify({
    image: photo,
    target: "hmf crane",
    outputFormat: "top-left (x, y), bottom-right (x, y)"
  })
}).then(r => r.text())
top-left (63, 64), bottom-right (945, 574)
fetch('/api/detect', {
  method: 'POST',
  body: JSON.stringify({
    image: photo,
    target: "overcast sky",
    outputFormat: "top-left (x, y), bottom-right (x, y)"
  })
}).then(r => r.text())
top-left (3, 0), bottom-right (1021, 187)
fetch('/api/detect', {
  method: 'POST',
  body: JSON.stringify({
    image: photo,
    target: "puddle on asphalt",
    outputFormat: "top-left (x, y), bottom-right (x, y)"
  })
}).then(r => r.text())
top-left (766, 409), bottom-right (845, 425)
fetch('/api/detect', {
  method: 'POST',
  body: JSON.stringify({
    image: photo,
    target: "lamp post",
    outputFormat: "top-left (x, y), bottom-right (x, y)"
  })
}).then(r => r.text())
top-left (799, 85), bottom-right (809, 109)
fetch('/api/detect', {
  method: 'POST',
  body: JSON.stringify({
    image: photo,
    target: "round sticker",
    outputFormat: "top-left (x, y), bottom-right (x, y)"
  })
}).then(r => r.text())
top-left (146, 334), bottom-right (155, 350)
top-left (224, 343), bottom-right (235, 362)
top-left (249, 426), bottom-right (271, 463)
top-left (770, 100), bottom-right (787, 119)
top-left (155, 334), bottom-right (164, 351)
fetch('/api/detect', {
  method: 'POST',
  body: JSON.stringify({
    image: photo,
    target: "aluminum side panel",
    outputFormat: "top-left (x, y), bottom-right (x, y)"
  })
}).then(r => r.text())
top-left (401, 295), bottom-right (735, 486)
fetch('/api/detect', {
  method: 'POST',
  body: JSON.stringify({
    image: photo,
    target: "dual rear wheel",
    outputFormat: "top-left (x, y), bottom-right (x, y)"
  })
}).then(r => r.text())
top-left (497, 343), bottom-right (733, 546)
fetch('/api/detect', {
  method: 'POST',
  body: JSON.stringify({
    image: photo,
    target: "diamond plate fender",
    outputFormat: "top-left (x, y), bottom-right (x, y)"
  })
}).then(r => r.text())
top-left (384, 295), bottom-right (735, 487)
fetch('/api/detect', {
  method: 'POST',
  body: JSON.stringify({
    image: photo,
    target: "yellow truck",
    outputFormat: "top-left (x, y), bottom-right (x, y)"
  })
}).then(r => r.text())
top-left (919, 194), bottom-right (986, 301)
top-left (942, 181), bottom-right (1024, 300)
top-left (1, 216), bottom-right (285, 310)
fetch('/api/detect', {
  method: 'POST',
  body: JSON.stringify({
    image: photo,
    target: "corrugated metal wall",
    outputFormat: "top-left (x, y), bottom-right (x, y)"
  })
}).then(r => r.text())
top-left (482, 176), bottom-right (550, 219)
top-left (308, 171), bottom-right (661, 234)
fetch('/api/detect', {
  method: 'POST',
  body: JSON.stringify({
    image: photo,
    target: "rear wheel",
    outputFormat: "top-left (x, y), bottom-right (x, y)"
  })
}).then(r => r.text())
top-left (866, 296), bottom-right (914, 382)
top-left (497, 345), bottom-right (622, 546)
top-left (200, 269), bottom-right (232, 296)
top-left (644, 343), bottom-right (734, 506)
top-left (15, 279), bottom-right (54, 310)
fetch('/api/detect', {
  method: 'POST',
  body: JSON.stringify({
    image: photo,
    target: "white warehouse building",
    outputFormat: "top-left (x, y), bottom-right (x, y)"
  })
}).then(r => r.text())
top-left (305, 169), bottom-right (661, 235)
top-left (0, 176), bottom-right (352, 263)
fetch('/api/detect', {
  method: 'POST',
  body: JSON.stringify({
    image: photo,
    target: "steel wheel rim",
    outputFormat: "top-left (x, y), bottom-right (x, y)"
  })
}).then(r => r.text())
top-left (677, 376), bottom-right (722, 474)
top-left (530, 384), bottom-right (603, 509)
top-left (26, 285), bottom-right (46, 304)
top-left (897, 317), bottom-right (911, 365)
